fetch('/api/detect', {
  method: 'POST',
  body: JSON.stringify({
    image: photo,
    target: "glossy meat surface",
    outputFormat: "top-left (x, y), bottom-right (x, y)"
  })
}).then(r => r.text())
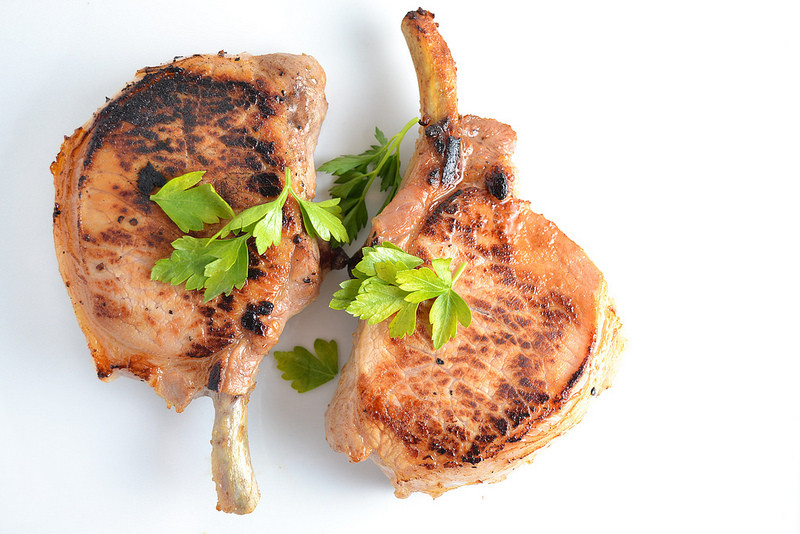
top-left (53, 52), bottom-right (327, 411)
top-left (325, 9), bottom-right (624, 497)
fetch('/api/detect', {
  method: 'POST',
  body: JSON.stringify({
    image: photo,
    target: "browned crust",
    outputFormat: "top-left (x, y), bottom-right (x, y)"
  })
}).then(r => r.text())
top-left (53, 53), bottom-right (327, 410)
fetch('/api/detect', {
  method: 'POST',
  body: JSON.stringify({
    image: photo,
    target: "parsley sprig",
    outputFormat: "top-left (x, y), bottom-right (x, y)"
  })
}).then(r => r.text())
top-left (319, 118), bottom-right (418, 244)
top-left (274, 339), bottom-right (339, 393)
top-left (330, 243), bottom-right (472, 349)
top-left (151, 168), bottom-right (347, 301)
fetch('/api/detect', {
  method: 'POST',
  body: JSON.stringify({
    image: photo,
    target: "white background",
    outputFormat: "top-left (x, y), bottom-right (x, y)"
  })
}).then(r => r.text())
top-left (1, 0), bottom-right (798, 532)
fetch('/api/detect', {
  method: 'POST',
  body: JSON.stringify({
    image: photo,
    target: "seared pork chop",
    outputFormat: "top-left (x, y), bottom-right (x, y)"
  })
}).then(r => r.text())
top-left (52, 52), bottom-right (327, 513)
top-left (325, 10), bottom-right (624, 497)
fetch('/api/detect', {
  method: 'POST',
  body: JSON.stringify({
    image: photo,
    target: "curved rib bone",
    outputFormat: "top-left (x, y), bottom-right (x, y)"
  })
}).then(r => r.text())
top-left (401, 8), bottom-right (459, 124)
top-left (210, 392), bottom-right (260, 514)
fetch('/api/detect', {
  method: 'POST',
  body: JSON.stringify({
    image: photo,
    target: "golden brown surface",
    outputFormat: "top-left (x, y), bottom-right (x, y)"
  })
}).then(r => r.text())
top-left (52, 52), bottom-right (327, 411)
top-left (325, 9), bottom-right (624, 497)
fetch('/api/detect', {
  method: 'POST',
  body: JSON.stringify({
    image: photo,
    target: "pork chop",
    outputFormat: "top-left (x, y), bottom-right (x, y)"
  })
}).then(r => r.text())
top-left (325, 9), bottom-right (625, 497)
top-left (52, 52), bottom-right (327, 513)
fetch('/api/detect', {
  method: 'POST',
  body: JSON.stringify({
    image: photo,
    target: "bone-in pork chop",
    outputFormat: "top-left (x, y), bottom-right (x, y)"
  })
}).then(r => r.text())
top-left (53, 52), bottom-right (327, 513)
top-left (325, 9), bottom-right (624, 497)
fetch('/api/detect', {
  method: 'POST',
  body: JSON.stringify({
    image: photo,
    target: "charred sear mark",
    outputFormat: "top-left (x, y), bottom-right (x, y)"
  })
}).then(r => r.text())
top-left (427, 167), bottom-right (441, 184)
top-left (248, 171), bottom-right (281, 198)
top-left (254, 301), bottom-right (273, 315)
top-left (565, 366), bottom-right (584, 391)
top-left (188, 329), bottom-right (235, 358)
top-left (406, 7), bottom-right (432, 21)
top-left (486, 165), bottom-right (509, 200)
top-left (246, 138), bottom-right (279, 167)
top-left (137, 162), bottom-right (167, 197)
top-left (424, 188), bottom-right (464, 227)
top-left (96, 366), bottom-right (112, 380)
top-left (217, 293), bottom-right (235, 312)
top-left (109, 361), bottom-right (153, 381)
top-left (461, 443), bottom-right (482, 464)
top-left (207, 362), bottom-right (222, 391)
top-left (491, 416), bottom-right (508, 436)
top-left (247, 268), bottom-right (265, 280)
top-left (83, 65), bottom-right (277, 167)
top-left (441, 136), bottom-right (461, 185)
top-left (240, 300), bottom-right (273, 335)
top-left (92, 294), bottom-right (128, 319)
top-left (186, 343), bottom-right (214, 358)
top-left (240, 310), bottom-right (264, 335)
top-left (99, 228), bottom-right (134, 247)
top-left (248, 249), bottom-right (262, 267)
top-left (425, 118), bottom-right (449, 154)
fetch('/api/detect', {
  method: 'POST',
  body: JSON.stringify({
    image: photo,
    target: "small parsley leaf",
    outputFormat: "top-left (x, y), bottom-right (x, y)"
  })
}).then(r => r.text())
top-left (389, 300), bottom-right (419, 338)
top-left (396, 264), bottom-right (451, 302)
top-left (151, 236), bottom-right (217, 291)
top-left (430, 289), bottom-right (472, 350)
top-left (354, 242), bottom-right (423, 277)
top-left (283, 168), bottom-right (349, 244)
top-left (201, 235), bottom-right (250, 301)
top-left (149, 171), bottom-right (234, 233)
top-left (295, 197), bottom-right (348, 243)
top-left (346, 278), bottom-right (409, 325)
top-left (330, 278), bottom-right (363, 310)
top-left (274, 339), bottom-right (339, 393)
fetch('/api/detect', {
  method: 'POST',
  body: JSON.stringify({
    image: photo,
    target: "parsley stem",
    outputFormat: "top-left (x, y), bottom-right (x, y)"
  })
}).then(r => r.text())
top-left (370, 117), bottom-right (418, 178)
top-left (352, 117), bottom-right (419, 215)
top-left (452, 261), bottom-right (468, 284)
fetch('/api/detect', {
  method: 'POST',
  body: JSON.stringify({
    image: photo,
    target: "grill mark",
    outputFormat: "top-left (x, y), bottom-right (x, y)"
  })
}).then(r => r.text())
top-left (486, 165), bottom-right (509, 200)
top-left (424, 189), bottom-right (464, 227)
top-left (248, 171), bottom-right (281, 198)
top-left (207, 362), bottom-right (222, 391)
top-left (441, 135), bottom-right (461, 185)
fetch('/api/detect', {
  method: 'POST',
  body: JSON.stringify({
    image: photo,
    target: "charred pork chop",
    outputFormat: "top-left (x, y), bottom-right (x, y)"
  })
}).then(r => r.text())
top-left (52, 52), bottom-right (327, 513)
top-left (325, 10), bottom-right (624, 497)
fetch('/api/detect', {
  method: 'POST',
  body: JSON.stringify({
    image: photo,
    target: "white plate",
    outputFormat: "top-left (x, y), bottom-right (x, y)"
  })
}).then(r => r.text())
top-left (1, 1), bottom-right (799, 532)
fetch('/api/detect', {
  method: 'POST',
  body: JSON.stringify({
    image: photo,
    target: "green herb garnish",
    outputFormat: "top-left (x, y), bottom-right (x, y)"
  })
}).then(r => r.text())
top-left (274, 339), bottom-right (339, 393)
top-left (149, 170), bottom-right (234, 232)
top-left (319, 118), bottom-right (418, 244)
top-left (330, 243), bottom-right (472, 349)
top-left (151, 168), bottom-right (347, 301)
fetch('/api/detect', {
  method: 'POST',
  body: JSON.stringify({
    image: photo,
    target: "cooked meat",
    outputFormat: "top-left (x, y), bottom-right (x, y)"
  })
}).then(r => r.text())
top-left (52, 52), bottom-right (327, 513)
top-left (325, 9), bottom-right (625, 497)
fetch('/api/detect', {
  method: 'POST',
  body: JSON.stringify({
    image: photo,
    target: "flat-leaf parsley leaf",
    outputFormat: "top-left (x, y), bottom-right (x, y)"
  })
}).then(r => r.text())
top-left (149, 171), bottom-right (234, 233)
top-left (274, 339), bottom-right (339, 393)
